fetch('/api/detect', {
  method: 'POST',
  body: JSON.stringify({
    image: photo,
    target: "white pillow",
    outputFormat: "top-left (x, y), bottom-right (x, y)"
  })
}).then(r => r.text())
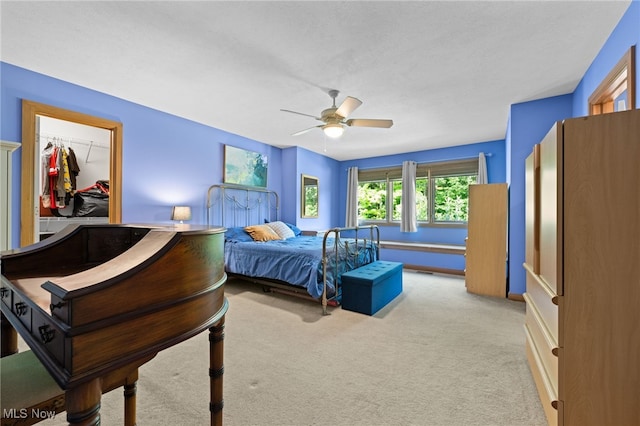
top-left (266, 221), bottom-right (296, 239)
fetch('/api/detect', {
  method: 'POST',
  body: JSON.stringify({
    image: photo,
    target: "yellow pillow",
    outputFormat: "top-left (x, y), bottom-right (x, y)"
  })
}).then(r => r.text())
top-left (244, 224), bottom-right (282, 242)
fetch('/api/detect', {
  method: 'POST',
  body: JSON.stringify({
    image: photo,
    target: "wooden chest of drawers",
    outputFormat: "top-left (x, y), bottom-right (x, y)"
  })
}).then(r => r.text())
top-left (524, 110), bottom-right (640, 426)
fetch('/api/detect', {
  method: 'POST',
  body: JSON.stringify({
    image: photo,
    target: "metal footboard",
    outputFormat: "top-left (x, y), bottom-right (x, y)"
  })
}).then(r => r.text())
top-left (321, 225), bottom-right (380, 315)
top-left (207, 183), bottom-right (379, 315)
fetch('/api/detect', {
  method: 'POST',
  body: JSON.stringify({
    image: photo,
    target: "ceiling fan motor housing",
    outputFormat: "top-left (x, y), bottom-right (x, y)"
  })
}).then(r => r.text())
top-left (321, 107), bottom-right (344, 124)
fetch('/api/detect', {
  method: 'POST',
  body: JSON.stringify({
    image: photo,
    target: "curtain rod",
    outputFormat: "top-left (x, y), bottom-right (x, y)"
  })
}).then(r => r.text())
top-left (349, 152), bottom-right (492, 171)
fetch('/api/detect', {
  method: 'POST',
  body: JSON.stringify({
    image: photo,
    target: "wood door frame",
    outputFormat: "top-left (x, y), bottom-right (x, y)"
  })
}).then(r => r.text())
top-left (20, 100), bottom-right (123, 246)
top-left (588, 46), bottom-right (635, 115)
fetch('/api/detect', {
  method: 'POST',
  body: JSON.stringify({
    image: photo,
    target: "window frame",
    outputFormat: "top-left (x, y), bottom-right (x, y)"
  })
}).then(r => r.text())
top-left (357, 179), bottom-right (389, 222)
top-left (357, 158), bottom-right (478, 228)
top-left (430, 172), bottom-right (477, 225)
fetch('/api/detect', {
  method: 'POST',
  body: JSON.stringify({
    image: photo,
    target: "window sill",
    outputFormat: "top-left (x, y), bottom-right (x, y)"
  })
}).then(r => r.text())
top-left (379, 240), bottom-right (465, 255)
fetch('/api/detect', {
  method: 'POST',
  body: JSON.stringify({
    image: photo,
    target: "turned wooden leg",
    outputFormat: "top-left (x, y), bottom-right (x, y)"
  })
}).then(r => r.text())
top-left (0, 312), bottom-right (18, 357)
top-left (123, 370), bottom-right (138, 426)
top-left (65, 378), bottom-right (101, 425)
top-left (209, 317), bottom-right (225, 426)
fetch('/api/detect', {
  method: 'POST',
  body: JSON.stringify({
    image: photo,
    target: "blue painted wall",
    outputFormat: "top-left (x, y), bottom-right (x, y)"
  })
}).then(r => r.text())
top-left (0, 62), bottom-right (284, 248)
top-left (339, 139), bottom-right (506, 242)
top-left (279, 145), bottom-right (340, 230)
top-left (573, 0), bottom-right (640, 115)
top-left (337, 139), bottom-right (506, 271)
top-left (1, 61), bottom-right (503, 254)
top-left (1, 1), bottom-right (637, 286)
top-left (292, 146), bottom-right (341, 231)
top-left (507, 0), bottom-right (638, 295)
top-left (506, 95), bottom-right (573, 296)
top-left (280, 147), bottom-right (298, 224)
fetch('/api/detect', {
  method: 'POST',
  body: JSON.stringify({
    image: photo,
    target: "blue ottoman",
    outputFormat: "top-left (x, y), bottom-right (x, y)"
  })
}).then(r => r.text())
top-left (341, 261), bottom-right (403, 315)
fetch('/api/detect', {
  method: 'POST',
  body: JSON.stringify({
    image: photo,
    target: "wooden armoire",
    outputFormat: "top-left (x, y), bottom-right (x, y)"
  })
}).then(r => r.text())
top-left (465, 183), bottom-right (508, 297)
top-left (523, 108), bottom-right (640, 426)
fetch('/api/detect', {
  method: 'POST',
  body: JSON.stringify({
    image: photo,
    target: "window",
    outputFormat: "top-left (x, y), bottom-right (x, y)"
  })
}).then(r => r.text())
top-left (432, 175), bottom-right (477, 221)
top-left (358, 180), bottom-right (387, 220)
top-left (415, 177), bottom-right (429, 221)
top-left (357, 159), bottom-right (478, 226)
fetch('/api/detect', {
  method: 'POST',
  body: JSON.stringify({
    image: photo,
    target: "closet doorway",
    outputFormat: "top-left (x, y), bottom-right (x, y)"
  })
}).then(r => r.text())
top-left (20, 100), bottom-right (122, 246)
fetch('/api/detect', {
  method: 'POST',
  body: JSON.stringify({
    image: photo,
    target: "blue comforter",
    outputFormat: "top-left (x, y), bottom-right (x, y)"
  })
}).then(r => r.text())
top-left (224, 235), bottom-right (376, 299)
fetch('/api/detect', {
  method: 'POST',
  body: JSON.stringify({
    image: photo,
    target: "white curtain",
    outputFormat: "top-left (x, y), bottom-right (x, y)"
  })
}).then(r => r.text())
top-left (401, 160), bottom-right (417, 232)
top-left (477, 152), bottom-right (488, 184)
top-left (345, 166), bottom-right (359, 227)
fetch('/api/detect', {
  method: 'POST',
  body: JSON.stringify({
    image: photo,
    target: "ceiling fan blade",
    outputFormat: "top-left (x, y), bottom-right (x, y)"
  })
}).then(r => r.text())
top-left (335, 96), bottom-right (362, 118)
top-left (346, 118), bottom-right (394, 128)
top-left (292, 125), bottom-right (322, 136)
top-left (280, 109), bottom-right (321, 120)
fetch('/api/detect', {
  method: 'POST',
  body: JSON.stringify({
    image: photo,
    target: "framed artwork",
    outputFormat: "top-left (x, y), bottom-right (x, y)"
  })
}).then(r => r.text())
top-left (223, 145), bottom-right (268, 188)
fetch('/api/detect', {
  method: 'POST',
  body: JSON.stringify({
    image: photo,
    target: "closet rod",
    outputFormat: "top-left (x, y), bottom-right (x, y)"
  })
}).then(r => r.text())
top-left (38, 132), bottom-right (109, 163)
top-left (37, 132), bottom-right (109, 150)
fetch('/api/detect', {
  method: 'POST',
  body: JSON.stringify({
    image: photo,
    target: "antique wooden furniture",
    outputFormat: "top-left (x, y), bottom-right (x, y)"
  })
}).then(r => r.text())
top-left (523, 109), bottom-right (640, 426)
top-left (465, 183), bottom-right (508, 297)
top-left (1, 224), bottom-right (228, 425)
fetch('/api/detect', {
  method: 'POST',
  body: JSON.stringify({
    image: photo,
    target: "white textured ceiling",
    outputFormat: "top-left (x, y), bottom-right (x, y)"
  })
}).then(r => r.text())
top-left (0, 1), bottom-right (631, 161)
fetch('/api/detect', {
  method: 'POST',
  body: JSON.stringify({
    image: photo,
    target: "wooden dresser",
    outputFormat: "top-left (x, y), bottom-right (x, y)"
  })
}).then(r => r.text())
top-left (523, 109), bottom-right (640, 426)
top-left (465, 183), bottom-right (508, 298)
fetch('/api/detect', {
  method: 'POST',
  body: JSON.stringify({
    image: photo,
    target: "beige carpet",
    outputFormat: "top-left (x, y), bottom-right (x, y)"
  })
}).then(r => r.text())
top-left (29, 271), bottom-right (546, 426)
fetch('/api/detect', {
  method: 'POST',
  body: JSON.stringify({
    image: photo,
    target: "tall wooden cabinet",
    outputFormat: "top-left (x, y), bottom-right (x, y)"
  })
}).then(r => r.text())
top-left (465, 183), bottom-right (508, 297)
top-left (523, 109), bottom-right (640, 426)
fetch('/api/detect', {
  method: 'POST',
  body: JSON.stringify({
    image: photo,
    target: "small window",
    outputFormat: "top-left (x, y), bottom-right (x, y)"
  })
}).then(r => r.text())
top-left (391, 178), bottom-right (402, 221)
top-left (433, 175), bottom-right (477, 222)
top-left (416, 177), bottom-right (429, 221)
top-left (358, 180), bottom-right (387, 221)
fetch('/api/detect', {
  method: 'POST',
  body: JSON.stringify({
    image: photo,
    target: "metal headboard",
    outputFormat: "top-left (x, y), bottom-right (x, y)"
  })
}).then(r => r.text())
top-left (206, 184), bottom-right (279, 227)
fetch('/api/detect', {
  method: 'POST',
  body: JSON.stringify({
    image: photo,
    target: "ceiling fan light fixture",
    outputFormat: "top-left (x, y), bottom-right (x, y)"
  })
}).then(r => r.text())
top-left (282, 90), bottom-right (392, 139)
top-left (323, 123), bottom-right (344, 138)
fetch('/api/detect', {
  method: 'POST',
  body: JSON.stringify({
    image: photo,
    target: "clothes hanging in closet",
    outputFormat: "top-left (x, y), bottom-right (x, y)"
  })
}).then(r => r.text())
top-left (41, 143), bottom-right (79, 209)
top-left (66, 147), bottom-right (81, 190)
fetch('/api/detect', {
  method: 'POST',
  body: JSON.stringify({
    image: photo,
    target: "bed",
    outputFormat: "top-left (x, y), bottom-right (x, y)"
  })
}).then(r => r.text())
top-left (206, 184), bottom-right (379, 314)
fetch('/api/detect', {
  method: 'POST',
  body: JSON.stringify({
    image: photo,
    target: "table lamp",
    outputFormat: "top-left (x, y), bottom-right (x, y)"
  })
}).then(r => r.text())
top-left (171, 206), bottom-right (191, 224)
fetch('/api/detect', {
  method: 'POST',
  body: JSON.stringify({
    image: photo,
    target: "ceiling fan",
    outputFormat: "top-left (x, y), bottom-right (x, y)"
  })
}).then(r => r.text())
top-left (280, 89), bottom-right (393, 139)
